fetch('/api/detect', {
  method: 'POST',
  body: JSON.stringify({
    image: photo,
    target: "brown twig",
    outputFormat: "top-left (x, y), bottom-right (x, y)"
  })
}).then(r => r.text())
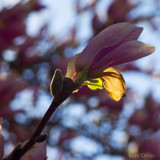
top-left (19, 77), bottom-right (74, 159)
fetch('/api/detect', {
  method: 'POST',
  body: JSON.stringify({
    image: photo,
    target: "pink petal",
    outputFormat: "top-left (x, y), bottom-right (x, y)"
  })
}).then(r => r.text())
top-left (92, 40), bottom-right (155, 71)
top-left (90, 26), bottom-right (143, 68)
top-left (76, 22), bottom-right (140, 71)
top-left (121, 25), bottom-right (143, 42)
top-left (20, 141), bottom-right (46, 160)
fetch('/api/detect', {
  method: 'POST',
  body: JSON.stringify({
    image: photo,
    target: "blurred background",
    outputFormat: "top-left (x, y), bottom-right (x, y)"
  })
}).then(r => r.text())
top-left (0, 0), bottom-right (160, 159)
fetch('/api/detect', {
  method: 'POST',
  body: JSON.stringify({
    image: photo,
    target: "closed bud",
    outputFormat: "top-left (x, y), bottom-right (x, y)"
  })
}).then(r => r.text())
top-left (35, 133), bottom-right (47, 143)
top-left (50, 69), bottom-right (63, 97)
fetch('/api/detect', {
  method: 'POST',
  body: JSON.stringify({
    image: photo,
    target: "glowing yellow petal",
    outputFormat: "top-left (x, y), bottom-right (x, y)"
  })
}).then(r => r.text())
top-left (101, 67), bottom-right (126, 101)
top-left (85, 78), bottom-right (103, 90)
top-left (66, 54), bottom-right (79, 81)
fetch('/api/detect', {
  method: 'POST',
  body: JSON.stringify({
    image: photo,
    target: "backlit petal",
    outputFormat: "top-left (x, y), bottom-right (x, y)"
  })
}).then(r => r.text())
top-left (66, 54), bottom-right (79, 81)
top-left (85, 78), bottom-right (103, 90)
top-left (101, 67), bottom-right (126, 101)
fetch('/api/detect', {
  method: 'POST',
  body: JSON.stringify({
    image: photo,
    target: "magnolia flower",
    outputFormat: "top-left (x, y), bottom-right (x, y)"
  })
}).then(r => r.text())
top-left (66, 22), bottom-right (155, 101)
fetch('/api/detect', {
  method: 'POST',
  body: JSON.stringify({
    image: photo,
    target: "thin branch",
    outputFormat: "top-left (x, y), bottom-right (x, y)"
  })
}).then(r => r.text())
top-left (19, 77), bottom-right (74, 159)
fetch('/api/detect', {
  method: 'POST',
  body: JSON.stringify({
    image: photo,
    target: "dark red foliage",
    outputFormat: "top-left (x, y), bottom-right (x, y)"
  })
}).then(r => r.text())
top-left (108, 0), bottom-right (136, 23)
top-left (0, 0), bottom-right (45, 49)
top-left (99, 98), bottom-right (124, 111)
top-left (0, 74), bottom-right (27, 107)
top-left (129, 95), bottom-right (160, 130)
top-left (139, 139), bottom-right (160, 160)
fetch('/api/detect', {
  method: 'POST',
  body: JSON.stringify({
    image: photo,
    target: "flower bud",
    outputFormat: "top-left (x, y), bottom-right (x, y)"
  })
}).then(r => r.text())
top-left (35, 133), bottom-right (47, 143)
top-left (50, 69), bottom-right (63, 97)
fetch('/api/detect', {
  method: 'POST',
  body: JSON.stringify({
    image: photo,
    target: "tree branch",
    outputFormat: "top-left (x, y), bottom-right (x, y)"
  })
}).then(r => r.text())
top-left (19, 77), bottom-right (74, 159)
